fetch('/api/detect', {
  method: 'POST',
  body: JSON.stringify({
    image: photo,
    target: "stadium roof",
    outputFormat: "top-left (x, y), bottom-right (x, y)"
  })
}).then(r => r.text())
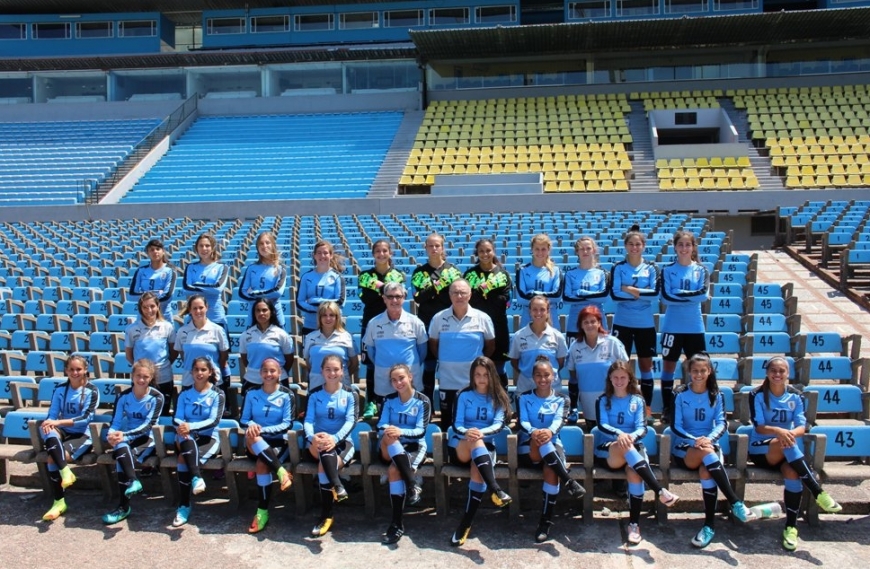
top-left (0, 0), bottom-right (402, 25)
top-left (410, 8), bottom-right (870, 61)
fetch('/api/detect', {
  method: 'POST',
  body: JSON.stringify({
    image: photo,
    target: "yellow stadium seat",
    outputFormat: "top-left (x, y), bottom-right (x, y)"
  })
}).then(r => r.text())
top-left (659, 179), bottom-right (673, 190)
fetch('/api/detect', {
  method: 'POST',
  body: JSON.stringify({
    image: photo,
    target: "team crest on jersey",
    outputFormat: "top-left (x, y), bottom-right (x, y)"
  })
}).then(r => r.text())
top-left (409, 406), bottom-right (419, 416)
top-left (541, 401), bottom-right (559, 415)
top-left (788, 400), bottom-right (796, 411)
top-left (629, 402), bottom-right (638, 413)
top-left (340, 394), bottom-right (348, 407)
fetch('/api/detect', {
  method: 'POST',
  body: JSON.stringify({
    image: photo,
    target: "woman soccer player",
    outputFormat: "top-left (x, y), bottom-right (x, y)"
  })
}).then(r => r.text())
top-left (748, 356), bottom-right (841, 551)
top-left (102, 359), bottom-right (164, 525)
top-left (377, 364), bottom-right (431, 544)
top-left (610, 226), bottom-right (659, 419)
top-left (301, 301), bottom-right (357, 391)
top-left (659, 230), bottom-right (709, 419)
top-left (242, 358), bottom-right (294, 533)
top-left (563, 236), bottom-right (610, 340)
top-left (594, 361), bottom-right (678, 545)
top-left (238, 231), bottom-right (287, 327)
top-left (171, 357), bottom-right (226, 527)
top-left (671, 353), bottom-right (755, 549)
top-left (358, 239), bottom-right (406, 419)
top-left (464, 238), bottom-right (513, 387)
top-left (516, 357), bottom-right (586, 543)
top-left (515, 234), bottom-right (563, 328)
top-left (566, 305), bottom-right (628, 428)
top-left (182, 232), bottom-right (229, 332)
top-left (129, 238), bottom-right (176, 321)
top-left (297, 240), bottom-right (346, 337)
top-left (304, 354), bottom-right (359, 538)
top-left (239, 298), bottom-right (295, 396)
top-left (449, 356), bottom-right (512, 547)
top-left (509, 295), bottom-right (568, 396)
top-left (40, 354), bottom-right (98, 521)
top-left (125, 291), bottom-right (177, 415)
top-left (174, 294), bottom-right (230, 390)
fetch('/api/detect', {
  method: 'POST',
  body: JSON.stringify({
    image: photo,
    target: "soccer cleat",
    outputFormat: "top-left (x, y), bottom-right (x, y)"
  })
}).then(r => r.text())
top-left (311, 516), bottom-right (334, 537)
top-left (659, 488), bottom-right (679, 507)
top-left (450, 519), bottom-right (472, 547)
top-left (691, 525), bottom-right (715, 548)
top-left (566, 479), bottom-right (586, 498)
top-left (491, 489), bottom-right (512, 508)
top-left (626, 522), bottom-right (642, 545)
top-left (332, 485), bottom-right (349, 503)
top-left (191, 476), bottom-right (206, 495)
top-left (382, 523), bottom-right (404, 545)
top-left (816, 491), bottom-right (842, 513)
top-left (248, 508), bottom-right (269, 534)
top-left (172, 505), bottom-right (191, 527)
top-left (42, 498), bottom-right (67, 521)
top-left (363, 402), bottom-right (378, 420)
top-left (731, 501), bottom-right (757, 523)
top-left (124, 479), bottom-right (143, 498)
top-left (782, 526), bottom-right (798, 551)
top-left (59, 467), bottom-right (76, 489)
top-left (534, 519), bottom-right (553, 543)
top-left (567, 410), bottom-right (579, 424)
top-left (102, 506), bottom-right (131, 525)
top-left (279, 470), bottom-right (293, 492)
top-left (407, 484), bottom-right (423, 506)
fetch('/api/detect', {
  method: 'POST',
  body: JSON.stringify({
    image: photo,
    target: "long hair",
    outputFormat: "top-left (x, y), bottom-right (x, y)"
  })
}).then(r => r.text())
top-left (603, 360), bottom-right (642, 410)
top-left (574, 235), bottom-right (599, 265)
top-left (371, 239), bottom-right (394, 269)
top-left (132, 358), bottom-right (159, 388)
top-left (255, 232), bottom-right (280, 266)
top-left (137, 291), bottom-right (165, 321)
top-left (528, 295), bottom-right (552, 326)
top-left (194, 232), bottom-right (220, 262)
top-left (673, 230), bottom-right (698, 262)
top-left (760, 355), bottom-right (791, 409)
top-left (313, 240), bottom-right (345, 273)
top-left (181, 293), bottom-right (209, 318)
top-left (64, 353), bottom-right (91, 378)
top-left (530, 233), bottom-right (555, 276)
top-left (687, 352), bottom-right (719, 406)
top-left (474, 238), bottom-right (502, 266)
top-left (468, 356), bottom-right (512, 413)
top-left (317, 301), bottom-right (346, 333)
top-left (191, 356), bottom-right (219, 384)
top-left (425, 233), bottom-right (447, 262)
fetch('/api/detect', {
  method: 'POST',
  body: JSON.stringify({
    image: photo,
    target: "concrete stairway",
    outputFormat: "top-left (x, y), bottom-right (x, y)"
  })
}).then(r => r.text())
top-left (368, 110), bottom-right (425, 198)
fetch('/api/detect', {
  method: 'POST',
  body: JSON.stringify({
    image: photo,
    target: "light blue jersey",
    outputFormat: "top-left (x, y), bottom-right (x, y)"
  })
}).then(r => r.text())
top-left (660, 261), bottom-right (709, 334)
top-left (594, 393), bottom-right (646, 458)
top-left (562, 267), bottom-right (610, 334)
top-left (610, 260), bottom-right (659, 329)
top-left (238, 263), bottom-right (287, 326)
top-left (670, 386), bottom-right (726, 459)
top-left (183, 261), bottom-right (229, 325)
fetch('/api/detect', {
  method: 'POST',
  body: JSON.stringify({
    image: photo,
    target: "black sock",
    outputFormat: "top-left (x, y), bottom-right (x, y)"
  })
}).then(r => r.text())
top-left (319, 449), bottom-right (343, 488)
top-left (789, 458), bottom-right (822, 497)
top-left (464, 488), bottom-right (484, 522)
top-left (705, 459), bottom-right (740, 503)
top-left (390, 492), bottom-right (405, 526)
top-left (661, 382), bottom-right (674, 414)
top-left (640, 380), bottom-right (654, 408)
top-left (117, 469), bottom-right (131, 509)
top-left (472, 453), bottom-right (502, 492)
top-left (178, 469), bottom-right (192, 507)
top-left (542, 450), bottom-right (571, 484)
top-left (629, 492), bottom-right (644, 524)
top-left (320, 484), bottom-right (335, 519)
top-left (48, 469), bottom-right (64, 501)
top-left (256, 446), bottom-right (283, 475)
top-left (630, 459), bottom-right (663, 493)
top-left (257, 481), bottom-right (273, 510)
top-left (568, 382), bottom-right (579, 410)
top-left (702, 485), bottom-right (718, 527)
top-left (179, 439), bottom-right (202, 479)
top-left (390, 451), bottom-right (417, 488)
top-left (784, 489), bottom-right (802, 527)
top-left (113, 446), bottom-right (137, 480)
top-left (541, 491), bottom-right (557, 521)
top-left (44, 436), bottom-right (67, 469)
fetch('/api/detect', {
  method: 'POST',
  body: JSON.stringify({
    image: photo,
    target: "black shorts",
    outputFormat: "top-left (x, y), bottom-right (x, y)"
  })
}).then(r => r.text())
top-left (749, 451), bottom-right (785, 470)
top-left (661, 332), bottom-right (706, 362)
top-left (446, 442), bottom-right (496, 466)
top-left (304, 439), bottom-right (355, 465)
top-left (611, 325), bottom-right (657, 358)
top-left (176, 433), bottom-right (221, 462)
top-left (671, 455), bottom-right (698, 471)
top-left (379, 441), bottom-right (426, 470)
top-left (53, 429), bottom-right (93, 461)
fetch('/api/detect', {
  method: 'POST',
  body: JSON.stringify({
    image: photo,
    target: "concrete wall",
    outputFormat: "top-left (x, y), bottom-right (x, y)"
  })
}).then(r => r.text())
top-left (0, 188), bottom-right (863, 224)
top-left (198, 91), bottom-right (421, 116)
top-left (432, 173), bottom-right (543, 196)
top-left (0, 99), bottom-right (181, 121)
